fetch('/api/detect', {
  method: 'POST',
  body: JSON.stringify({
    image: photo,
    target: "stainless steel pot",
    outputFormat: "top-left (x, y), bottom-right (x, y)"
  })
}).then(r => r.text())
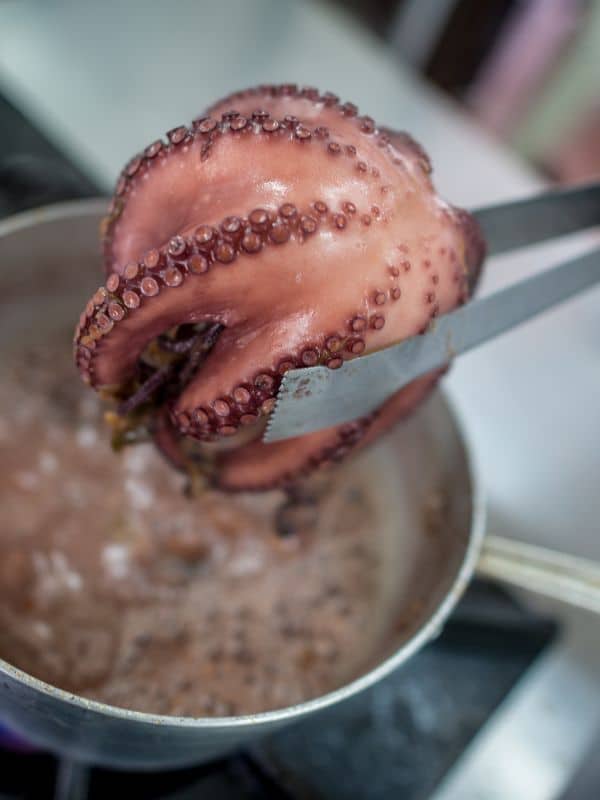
top-left (1, 200), bottom-right (599, 770)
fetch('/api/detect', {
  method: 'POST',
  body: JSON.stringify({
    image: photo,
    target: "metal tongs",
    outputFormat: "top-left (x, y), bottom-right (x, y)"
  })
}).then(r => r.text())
top-left (265, 182), bottom-right (600, 442)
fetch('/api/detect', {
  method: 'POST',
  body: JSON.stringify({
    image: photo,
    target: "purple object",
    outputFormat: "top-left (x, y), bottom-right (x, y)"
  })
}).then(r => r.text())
top-left (0, 723), bottom-right (37, 754)
top-left (468, 0), bottom-right (583, 136)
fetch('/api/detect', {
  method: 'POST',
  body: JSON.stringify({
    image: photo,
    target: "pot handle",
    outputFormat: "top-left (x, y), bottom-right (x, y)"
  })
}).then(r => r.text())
top-left (476, 534), bottom-right (600, 614)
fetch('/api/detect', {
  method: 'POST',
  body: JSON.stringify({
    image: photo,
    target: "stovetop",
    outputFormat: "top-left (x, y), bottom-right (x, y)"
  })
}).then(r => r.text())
top-left (0, 91), bottom-right (559, 799)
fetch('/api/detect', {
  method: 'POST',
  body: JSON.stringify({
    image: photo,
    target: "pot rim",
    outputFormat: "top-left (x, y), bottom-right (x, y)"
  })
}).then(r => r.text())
top-left (0, 198), bottom-right (487, 731)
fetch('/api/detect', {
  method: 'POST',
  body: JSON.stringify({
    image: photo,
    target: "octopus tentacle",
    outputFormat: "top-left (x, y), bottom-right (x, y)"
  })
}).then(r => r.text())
top-left (75, 85), bottom-right (485, 491)
top-left (217, 372), bottom-right (443, 491)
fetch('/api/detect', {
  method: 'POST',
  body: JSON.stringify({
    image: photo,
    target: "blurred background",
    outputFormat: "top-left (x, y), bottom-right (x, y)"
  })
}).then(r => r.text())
top-left (352, 0), bottom-right (600, 182)
top-left (345, 0), bottom-right (600, 183)
top-left (1, 0), bottom-right (599, 220)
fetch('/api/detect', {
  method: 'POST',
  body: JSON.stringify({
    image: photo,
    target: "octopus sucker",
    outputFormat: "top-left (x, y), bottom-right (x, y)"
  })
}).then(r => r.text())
top-left (74, 84), bottom-right (485, 491)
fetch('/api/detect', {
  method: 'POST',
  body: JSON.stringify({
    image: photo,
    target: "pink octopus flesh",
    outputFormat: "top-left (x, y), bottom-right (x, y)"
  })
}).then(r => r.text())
top-left (74, 84), bottom-right (485, 491)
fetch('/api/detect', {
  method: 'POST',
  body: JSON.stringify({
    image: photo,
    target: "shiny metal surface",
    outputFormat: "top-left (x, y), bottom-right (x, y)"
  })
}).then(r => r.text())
top-left (266, 242), bottom-right (600, 442)
top-left (473, 181), bottom-right (600, 257)
top-left (432, 603), bottom-right (600, 800)
top-left (0, 202), bottom-right (486, 769)
top-left (477, 536), bottom-right (600, 615)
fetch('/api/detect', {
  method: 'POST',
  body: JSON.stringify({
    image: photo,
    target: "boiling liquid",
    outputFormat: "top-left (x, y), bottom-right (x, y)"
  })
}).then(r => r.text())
top-left (0, 330), bottom-right (431, 717)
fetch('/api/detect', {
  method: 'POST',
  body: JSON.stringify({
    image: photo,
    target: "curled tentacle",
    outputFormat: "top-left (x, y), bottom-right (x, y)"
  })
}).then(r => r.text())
top-left (74, 85), bottom-right (485, 491)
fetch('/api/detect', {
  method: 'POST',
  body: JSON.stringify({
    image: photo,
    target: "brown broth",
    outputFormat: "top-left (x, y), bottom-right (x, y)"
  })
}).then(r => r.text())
top-left (0, 333), bottom-right (397, 717)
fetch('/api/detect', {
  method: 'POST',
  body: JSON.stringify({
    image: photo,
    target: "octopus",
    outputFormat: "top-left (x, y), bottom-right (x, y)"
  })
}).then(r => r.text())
top-left (73, 84), bottom-right (485, 492)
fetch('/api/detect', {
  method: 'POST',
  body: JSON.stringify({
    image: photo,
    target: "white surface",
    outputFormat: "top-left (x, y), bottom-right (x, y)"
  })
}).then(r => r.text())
top-left (1, 1), bottom-right (599, 796)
